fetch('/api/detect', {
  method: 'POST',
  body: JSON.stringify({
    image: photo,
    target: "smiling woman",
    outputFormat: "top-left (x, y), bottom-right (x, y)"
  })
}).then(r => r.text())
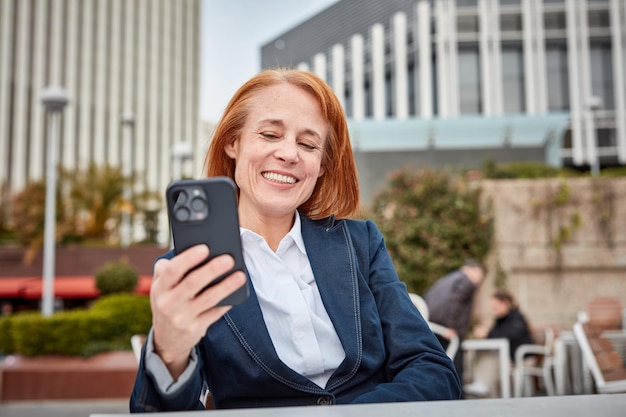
top-left (130, 68), bottom-right (461, 411)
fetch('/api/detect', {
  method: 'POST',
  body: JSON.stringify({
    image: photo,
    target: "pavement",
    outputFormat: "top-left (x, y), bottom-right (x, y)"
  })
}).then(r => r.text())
top-left (0, 399), bottom-right (129, 417)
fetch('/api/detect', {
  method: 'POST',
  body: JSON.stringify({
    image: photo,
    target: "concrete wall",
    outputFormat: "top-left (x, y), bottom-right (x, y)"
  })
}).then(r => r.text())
top-left (475, 178), bottom-right (626, 331)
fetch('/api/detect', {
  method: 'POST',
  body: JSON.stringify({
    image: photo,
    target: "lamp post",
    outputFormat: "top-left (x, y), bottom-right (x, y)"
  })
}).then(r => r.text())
top-left (171, 141), bottom-right (193, 180)
top-left (120, 112), bottom-right (134, 248)
top-left (40, 86), bottom-right (69, 317)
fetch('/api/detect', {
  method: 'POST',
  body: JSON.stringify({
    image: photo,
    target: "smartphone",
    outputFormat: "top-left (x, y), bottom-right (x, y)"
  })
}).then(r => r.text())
top-left (166, 177), bottom-right (249, 306)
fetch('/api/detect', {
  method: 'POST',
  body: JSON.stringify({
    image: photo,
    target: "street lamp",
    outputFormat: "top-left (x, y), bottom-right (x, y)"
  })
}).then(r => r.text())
top-left (171, 141), bottom-right (193, 180)
top-left (120, 111), bottom-right (135, 248)
top-left (40, 86), bottom-right (69, 317)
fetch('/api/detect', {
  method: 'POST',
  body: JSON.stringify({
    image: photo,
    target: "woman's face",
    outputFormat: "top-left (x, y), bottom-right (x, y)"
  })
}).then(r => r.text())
top-left (490, 297), bottom-right (511, 318)
top-left (224, 82), bottom-right (328, 224)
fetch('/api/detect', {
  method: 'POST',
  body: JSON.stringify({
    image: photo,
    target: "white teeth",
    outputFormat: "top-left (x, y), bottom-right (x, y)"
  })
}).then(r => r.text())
top-left (263, 172), bottom-right (296, 184)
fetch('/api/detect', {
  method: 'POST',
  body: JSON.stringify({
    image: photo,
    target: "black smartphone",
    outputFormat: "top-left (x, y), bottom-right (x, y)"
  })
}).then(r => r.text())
top-left (166, 177), bottom-right (249, 306)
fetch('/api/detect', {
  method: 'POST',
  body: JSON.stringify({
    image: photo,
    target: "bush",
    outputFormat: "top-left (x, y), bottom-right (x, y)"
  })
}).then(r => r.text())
top-left (368, 167), bottom-right (493, 295)
top-left (0, 293), bottom-right (152, 357)
top-left (95, 259), bottom-right (139, 295)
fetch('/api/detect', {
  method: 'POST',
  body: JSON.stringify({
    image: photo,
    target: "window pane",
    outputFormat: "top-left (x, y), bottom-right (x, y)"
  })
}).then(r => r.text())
top-left (458, 47), bottom-right (481, 114)
top-left (590, 44), bottom-right (614, 110)
top-left (502, 46), bottom-right (525, 113)
top-left (546, 46), bottom-right (570, 111)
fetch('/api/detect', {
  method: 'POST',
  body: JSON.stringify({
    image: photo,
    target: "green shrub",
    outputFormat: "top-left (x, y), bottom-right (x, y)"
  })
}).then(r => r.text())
top-left (95, 259), bottom-right (139, 295)
top-left (0, 293), bottom-right (151, 357)
top-left (368, 167), bottom-right (493, 295)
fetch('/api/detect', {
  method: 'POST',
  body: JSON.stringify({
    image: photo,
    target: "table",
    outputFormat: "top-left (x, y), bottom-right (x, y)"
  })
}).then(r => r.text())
top-left (461, 337), bottom-right (511, 398)
top-left (90, 394), bottom-right (626, 417)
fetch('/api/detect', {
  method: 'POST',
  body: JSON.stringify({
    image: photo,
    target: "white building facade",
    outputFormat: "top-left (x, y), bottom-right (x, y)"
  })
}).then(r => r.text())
top-left (262, 0), bottom-right (626, 171)
top-left (0, 0), bottom-right (204, 213)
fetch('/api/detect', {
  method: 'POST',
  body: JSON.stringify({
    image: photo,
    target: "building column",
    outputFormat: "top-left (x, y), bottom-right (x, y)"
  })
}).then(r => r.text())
top-left (417, 0), bottom-right (432, 119)
top-left (479, 0), bottom-right (502, 116)
top-left (331, 44), bottom-right (345, 110)
top-left (371, 23), bottom-right (385, 120)
top-left (11, 0), bottom-right (31, 191)
top-left (435, 0), bottom-right (449, 117)
top-left (0, 0), bottom-right (13, 188)
top-left (313, 53), bottom-right (327, 82)
top-left (29, 1), bottom-right (47, 181)
top-left (62, 0), bottom-right (79, 173)
top-left (448, 0), bottom-right (459, 116)
top-left (523, 0), bottom-right (547, 114)
top-left (351, 34), bottom-right (365, 121)
top-left (566, 0), bottom-right (585, 165)
top-left (393, 12), bottom-right (408, 120)
top-left (610, 0), bottom-right (626, 163)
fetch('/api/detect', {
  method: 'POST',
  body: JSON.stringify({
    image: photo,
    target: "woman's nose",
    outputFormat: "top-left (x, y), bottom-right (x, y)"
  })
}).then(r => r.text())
top-left (275, 138), bottom-right (299, 163)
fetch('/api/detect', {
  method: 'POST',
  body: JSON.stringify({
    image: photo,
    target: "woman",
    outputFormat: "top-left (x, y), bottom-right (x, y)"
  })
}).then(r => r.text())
top-left (464, 290), bottom-right (533, 397)
top-left (130, 68), bottom-right (460, 411)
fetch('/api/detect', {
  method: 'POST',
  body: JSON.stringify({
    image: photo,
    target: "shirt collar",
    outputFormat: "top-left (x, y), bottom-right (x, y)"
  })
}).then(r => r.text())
top-left (240, 211), bottom-right (307, 256)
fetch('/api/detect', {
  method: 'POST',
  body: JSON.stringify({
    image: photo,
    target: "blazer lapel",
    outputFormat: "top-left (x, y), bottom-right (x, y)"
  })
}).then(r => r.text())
top-left (301, 215), bottom-right (362, 386)
top-left (224, 263), bottom-right (323, 390)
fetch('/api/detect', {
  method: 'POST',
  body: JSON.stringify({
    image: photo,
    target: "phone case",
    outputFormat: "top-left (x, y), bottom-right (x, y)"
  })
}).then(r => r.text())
top-left (166, 177), bottom-right (249, 306)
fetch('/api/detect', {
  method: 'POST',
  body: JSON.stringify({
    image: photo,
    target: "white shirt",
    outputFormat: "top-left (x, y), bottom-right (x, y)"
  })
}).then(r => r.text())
top-left (240, 212), bottom-right (345, 388)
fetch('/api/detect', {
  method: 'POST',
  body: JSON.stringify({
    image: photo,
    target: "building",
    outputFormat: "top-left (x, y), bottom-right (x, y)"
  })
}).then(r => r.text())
top-left (0, 0), bottom-right (204, 241)
top-left (261, 0), bottom-right (626, 201)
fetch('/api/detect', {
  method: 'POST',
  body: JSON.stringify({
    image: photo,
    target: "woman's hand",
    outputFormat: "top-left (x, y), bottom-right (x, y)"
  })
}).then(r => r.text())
top-left (149, 244), bottom-right (247, 380)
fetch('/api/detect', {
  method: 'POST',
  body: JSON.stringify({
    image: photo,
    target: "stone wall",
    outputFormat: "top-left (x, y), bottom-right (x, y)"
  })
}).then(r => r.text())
top-left (476, 178), bottom-right (626, 331)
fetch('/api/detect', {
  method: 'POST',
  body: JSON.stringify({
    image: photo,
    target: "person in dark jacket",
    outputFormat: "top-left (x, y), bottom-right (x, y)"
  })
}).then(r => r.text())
top-left (464, 290), bottom-right (534, 397)
top-left (423, 260), bottom-right (486, 387)
top-left (129, 68), bottom-right (460, 412)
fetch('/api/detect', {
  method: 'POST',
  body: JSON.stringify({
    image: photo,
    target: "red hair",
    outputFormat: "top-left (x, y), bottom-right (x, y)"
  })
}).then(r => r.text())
top-left (205, 68), bottom-right (360, 219)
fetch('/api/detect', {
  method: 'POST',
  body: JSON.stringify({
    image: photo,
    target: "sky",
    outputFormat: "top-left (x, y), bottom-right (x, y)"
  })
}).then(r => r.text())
top-left (200, 0), bottom-right (339, 123)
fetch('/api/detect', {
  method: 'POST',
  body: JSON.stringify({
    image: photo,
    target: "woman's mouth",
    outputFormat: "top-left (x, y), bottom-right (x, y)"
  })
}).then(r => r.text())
top-left (262, 171), bottom-right (297, 184)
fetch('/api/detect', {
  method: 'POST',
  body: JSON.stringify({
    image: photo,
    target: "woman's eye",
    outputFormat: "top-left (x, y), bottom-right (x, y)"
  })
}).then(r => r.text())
top-left (299, 142), bottom-right (319, 151)
top-left (261, 132), bottom-right (279, 139)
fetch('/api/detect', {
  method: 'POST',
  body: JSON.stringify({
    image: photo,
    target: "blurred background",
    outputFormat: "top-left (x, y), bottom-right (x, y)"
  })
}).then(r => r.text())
top-left (0, 0), bottom-right (625, 407)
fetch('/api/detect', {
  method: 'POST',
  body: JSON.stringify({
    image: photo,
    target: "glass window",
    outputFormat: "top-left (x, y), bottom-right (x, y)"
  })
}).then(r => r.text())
top-left (544, 12), bottom-right (567, 30)
top-left (588, 10), bottom-right (609, 29)
top-left (502, 46), bottom-right (525, 113)
top-left (546, 45), bottom-right (570, 111)
top-left (458, 47), bottom-right (481, 114)
top-left (457, 15), bottom-right (479, 33)
top-left (590, 43), bottom-right (614, 110)
top-left (501, 14), bottom-right (523, 32)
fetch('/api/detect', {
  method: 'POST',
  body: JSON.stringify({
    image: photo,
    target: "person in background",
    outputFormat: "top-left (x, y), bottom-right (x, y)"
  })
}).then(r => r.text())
top-left (129, 68), bottom-right (460, 411)
top-left (423, 260), bottom-right (486, 390)
top-left (464, 289), bottom-right (534, 397)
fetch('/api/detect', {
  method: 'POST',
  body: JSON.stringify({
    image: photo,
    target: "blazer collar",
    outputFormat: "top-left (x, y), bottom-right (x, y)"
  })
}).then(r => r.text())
top-left (225, 214), bottom-right (361, 390)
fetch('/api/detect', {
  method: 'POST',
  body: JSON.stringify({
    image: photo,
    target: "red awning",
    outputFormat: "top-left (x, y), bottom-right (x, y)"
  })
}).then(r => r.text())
top-left (0, 276), bottom-right (152, 299)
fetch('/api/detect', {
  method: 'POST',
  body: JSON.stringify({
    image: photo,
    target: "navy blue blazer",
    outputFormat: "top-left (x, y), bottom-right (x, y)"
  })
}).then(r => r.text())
top-left (130, 215), bottom-right (460, 411)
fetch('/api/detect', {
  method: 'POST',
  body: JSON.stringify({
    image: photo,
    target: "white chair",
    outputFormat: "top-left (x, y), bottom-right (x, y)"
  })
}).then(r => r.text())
top-left (408, 293), bottom-right (459, 360)
top-left (572, 321), bottom-right (626, 394)
top-left (130, 334), bottom-right (147, 363)
top-left (513, 327), bottom-right (556, 397)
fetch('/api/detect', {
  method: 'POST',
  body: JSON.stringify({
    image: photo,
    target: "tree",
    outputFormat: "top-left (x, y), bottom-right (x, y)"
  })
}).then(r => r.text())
top-left (61, 163), bottom-right (127, 241)
top-left (368, 167), bottom-right (493, 295)
top-left (11, 180), bottom-right (67, 263)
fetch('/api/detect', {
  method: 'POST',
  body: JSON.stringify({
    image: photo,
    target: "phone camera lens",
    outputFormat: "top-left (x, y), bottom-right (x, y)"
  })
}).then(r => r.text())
top-left (174, 206), bottom-right (191, 222)
top-left (190, 196), bottom-right (206, 212)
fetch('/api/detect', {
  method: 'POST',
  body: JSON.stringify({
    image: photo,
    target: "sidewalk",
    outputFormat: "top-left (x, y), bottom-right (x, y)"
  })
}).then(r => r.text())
top-left (0, 399), bottom-right (129, 417)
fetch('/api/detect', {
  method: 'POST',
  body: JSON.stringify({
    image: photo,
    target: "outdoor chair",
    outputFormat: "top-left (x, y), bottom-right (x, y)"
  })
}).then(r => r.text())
top-left (408, 293), bottom-right (460, 360)
top-left (513, 327), bottom-right (556, 397)
top-left (130, 334), bottom-right (147, 363)
top-left (572, 321), bottom-right (626, 394)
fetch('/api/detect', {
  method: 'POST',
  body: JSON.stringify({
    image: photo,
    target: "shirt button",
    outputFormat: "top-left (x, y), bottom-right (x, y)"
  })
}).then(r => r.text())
top-left (317, 396), bottom-right (333, 405)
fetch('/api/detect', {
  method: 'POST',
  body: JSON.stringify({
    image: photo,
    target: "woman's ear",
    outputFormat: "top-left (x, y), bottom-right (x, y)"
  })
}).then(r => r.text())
top-left (224, 139), bottom-right (238, 159)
